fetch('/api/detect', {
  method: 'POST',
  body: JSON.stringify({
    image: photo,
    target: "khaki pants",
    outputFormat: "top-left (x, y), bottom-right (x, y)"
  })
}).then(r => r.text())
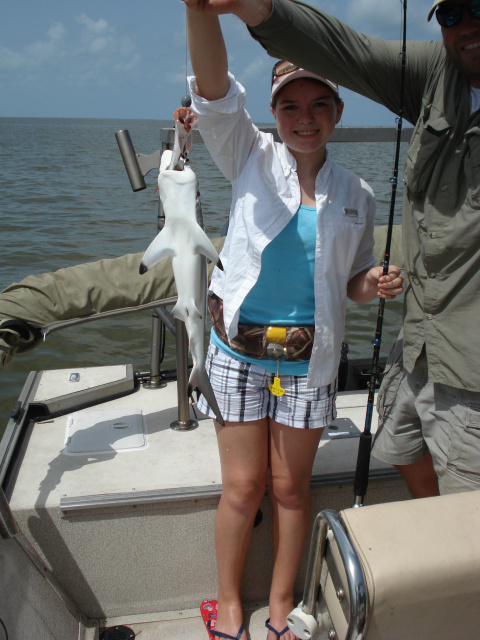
top-left (373, 332), bottom-right (480, 494)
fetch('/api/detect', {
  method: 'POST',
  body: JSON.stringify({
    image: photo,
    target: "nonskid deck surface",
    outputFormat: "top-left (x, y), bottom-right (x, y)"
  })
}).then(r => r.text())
top-left (9, 366), bottom-right (391, 512)
top-left (4, 366), bottom-right (407, 637)
top-left (102, 604), bottom-right (270, 640)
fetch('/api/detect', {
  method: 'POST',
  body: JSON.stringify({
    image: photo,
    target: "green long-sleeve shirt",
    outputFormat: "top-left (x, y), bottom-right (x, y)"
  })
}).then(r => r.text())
top-left (251, 0), bottom-right (480, 391)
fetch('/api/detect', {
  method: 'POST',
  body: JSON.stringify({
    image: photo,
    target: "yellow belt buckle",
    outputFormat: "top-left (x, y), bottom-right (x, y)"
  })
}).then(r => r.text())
top-left (266, 327), bottom-right (287, 397)
top-left (266, 326), bottom-right (287, 347)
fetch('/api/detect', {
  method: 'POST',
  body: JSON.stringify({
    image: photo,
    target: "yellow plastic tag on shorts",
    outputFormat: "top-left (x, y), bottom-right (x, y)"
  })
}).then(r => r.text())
top-left (268, 376), bottom-right (285, 397)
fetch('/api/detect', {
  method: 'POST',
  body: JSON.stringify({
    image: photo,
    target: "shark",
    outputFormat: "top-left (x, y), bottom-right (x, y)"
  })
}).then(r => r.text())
top-left (139, 108), bottom-right (225, 426)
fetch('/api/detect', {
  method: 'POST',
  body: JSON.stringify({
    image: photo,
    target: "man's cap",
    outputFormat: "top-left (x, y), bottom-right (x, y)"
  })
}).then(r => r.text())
top-left (428, 0), bottom-right (448, 21)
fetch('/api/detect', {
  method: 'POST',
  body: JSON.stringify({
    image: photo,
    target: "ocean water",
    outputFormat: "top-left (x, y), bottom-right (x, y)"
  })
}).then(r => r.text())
top-left (0, 117), bottom-right (406, 433)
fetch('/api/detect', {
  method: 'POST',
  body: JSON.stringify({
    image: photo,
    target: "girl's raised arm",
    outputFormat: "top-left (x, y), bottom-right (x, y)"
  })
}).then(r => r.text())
top-left (187, 10), bottom-right (230, 101)
top-left (183, 0), bottom-right (271, 27)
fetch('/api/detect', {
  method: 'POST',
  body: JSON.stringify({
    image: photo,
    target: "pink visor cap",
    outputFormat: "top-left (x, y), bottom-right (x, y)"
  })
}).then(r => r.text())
top-left (271, 66), bottom-right (339, 102)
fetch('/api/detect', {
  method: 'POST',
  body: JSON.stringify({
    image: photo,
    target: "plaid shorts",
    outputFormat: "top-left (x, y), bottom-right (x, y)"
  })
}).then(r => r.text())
top-left (196, 342), bottom-right (337, 429)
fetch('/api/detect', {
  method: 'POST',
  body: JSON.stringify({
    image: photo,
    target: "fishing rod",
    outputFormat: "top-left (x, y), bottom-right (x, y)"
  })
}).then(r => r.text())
top-left (353, 0), bottom-right (407, 508)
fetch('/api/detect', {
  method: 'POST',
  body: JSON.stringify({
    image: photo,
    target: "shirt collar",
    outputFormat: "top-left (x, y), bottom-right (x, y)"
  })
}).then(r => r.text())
top-left (279, 143), bottom-right (333, 186)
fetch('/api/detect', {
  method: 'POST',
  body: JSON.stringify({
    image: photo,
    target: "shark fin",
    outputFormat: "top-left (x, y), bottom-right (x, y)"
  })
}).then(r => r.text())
top-left (190, 226), bottom-right (223, 270)
top-left (140, 228), bottom-right (175, 272)
top-left (171, 300), bottom-right (202, 324)
top-left (188, 367), bottom-right (225, 426)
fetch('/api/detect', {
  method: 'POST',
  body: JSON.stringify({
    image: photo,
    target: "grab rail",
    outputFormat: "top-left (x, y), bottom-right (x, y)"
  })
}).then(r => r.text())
top-left (287, 509), bottom-right (367, 640)
top-left (158, 126), bottom-right (413, 146)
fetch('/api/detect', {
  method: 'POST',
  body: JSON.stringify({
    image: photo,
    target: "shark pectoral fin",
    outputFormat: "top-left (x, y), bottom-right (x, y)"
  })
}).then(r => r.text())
top-left (188, 368), bottom-right (225, 426)
top-left (191, 227), bottom-right (223, 270)
top-left (140, 229), bottom-right (175, 272)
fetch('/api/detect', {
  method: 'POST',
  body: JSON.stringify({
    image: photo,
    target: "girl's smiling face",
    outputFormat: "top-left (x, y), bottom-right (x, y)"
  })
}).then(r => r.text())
top-left (271, 78), bottom-right (343, 163)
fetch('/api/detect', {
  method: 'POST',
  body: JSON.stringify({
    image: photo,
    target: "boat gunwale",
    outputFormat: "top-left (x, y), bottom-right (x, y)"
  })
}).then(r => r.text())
top-left (58, 468), bottom-right (401, 514)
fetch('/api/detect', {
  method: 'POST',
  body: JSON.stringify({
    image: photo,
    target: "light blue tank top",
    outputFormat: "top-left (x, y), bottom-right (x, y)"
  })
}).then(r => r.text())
top-left (211, 205), bottom-right (316, 375)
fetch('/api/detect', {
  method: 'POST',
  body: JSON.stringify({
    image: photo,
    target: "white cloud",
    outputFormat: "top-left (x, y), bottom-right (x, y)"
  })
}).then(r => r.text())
top-left (237, 54), bottom-right (271, 86)
top-left (346, 0), bottom-right (440, 40)
top-left (76, 14), bottom-right (109, 36)
top-left (0, 15), bottom-right (141, 83)
top-left (348, 0), bottom-right (402, 32)
top-left (0, 22), bottom-right (66, 72)
top-left (297, 0), bottom-right (438, 40)
top-left (0, 47), bottom-right (24, 72)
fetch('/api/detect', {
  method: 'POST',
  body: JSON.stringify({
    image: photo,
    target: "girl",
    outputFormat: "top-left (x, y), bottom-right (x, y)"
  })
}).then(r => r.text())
top-left (185, 9), bottom-right (403, 640)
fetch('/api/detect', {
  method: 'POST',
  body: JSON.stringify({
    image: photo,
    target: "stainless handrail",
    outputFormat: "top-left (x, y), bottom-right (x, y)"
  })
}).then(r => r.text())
top-left (41, 295), bottom-right (178, 337)
top-left (291, 509), bottom-right (367, 640)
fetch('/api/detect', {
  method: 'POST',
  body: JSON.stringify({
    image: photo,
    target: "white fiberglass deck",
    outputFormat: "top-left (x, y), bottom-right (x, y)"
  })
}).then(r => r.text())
top-left (5, 365), bottom-right (408, 635)
top-left (9, 368), bottom-right (392, 512)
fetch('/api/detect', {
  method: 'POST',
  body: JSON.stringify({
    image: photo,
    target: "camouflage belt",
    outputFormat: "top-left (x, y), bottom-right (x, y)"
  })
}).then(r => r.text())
top-left (207, 293), bottom-right (314, 361)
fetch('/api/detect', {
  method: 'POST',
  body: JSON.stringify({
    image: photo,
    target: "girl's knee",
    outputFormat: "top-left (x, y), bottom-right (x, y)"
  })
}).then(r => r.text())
top-left (222, 476), bottom-right (266, 514)
top-left (269, 475), bottom-right (311, 511)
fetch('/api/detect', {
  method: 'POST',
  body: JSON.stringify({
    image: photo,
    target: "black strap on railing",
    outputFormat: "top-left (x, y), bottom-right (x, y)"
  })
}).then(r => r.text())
top-left (353, 0), bottom-right (408, 507)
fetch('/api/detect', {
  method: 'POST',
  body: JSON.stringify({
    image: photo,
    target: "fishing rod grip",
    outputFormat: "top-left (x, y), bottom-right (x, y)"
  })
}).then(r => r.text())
top-left (353, 431), bottom-right (373, 505)
top-left (115, 129), bottom-right (147, 192)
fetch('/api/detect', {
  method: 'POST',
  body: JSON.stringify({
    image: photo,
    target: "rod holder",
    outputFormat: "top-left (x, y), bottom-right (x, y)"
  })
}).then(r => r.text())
top-left (115, 129), bottom-right (147, 192)
top-left (170, 319), bottom-right (198, 431)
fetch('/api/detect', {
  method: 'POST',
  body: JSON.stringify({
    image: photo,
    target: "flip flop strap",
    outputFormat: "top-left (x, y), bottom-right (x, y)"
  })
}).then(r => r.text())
top-left (208, 620), bottom-right (245, 640)
top-left (265, 618), bottom-right (289, 638)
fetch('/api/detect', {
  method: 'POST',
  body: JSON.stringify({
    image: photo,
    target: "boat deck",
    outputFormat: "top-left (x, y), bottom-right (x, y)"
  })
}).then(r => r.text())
top-left (2, 364), bottom-right (409, 640)
top-left (100, 603), bottom-right (270, 640)
top-left (8, 365), bottom-right (396, 511)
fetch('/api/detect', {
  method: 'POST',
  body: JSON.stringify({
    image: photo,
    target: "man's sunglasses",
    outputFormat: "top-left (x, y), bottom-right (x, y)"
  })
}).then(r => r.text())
top-left (436, 0), bottom-right (480, 28)
top-left (271, 60), bottom-right (299, 87)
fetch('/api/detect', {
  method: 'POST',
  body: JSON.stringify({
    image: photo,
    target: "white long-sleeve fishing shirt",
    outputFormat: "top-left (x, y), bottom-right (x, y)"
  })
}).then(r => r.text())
top-left (189, 74), bottom-right (376, 387)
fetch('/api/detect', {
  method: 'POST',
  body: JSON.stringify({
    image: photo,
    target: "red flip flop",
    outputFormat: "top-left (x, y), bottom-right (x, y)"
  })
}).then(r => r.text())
top-left (201, 600), bottom-right (218, 640)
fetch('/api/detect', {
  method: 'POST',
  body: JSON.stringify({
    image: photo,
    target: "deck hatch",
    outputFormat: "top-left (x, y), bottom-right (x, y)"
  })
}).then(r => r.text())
top-left (64, 408), bottom-right (148, 455)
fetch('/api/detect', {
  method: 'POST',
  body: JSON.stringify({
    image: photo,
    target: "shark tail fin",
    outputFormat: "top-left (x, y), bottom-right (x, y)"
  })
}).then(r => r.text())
top-left (188, 367), bottom-right (225, 426)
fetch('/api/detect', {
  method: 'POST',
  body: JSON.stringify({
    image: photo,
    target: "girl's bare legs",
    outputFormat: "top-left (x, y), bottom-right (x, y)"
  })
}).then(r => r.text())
top-left (267, 421), bottom-right (324, 640)
top-left (214, 418), bottom-right (270, 639)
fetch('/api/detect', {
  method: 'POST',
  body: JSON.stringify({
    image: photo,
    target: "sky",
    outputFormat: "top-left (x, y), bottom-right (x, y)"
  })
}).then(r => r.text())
top-left (0, 0), bottom-right (441, 126)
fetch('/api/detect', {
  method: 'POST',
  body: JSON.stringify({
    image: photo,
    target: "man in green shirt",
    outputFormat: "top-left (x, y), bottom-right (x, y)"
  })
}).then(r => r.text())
top-left (183, 0), bottom-right (480, 498)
